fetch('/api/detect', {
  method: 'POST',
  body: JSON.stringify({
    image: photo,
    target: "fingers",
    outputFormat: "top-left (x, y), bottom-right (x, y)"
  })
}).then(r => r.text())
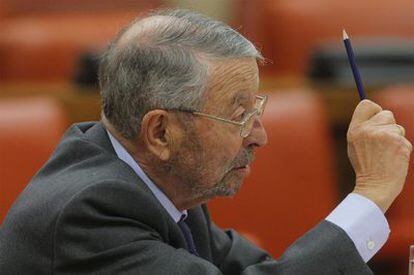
top-left (370, 125), bottom-right (412, 161)
top-left (374, 124), bottom-right (406, 137)
top-left (350, 99), bottom-right (382, 126)
top-left (404, 138), bottom-right (413, 152)
top-left (397, 124), bottom-right (406, 137)
top-left (351, 100), bottom-right (404, 135)
top-left (349, 99), bottom-right (408, 141)
top-left (348, 101), bottom-right (409, 149)
top-left (395, 134), bottom-right (412, 161)
top-left (369, 110), bottom-right (396, 125)
top-left (400, 136), bottom-right (413, 152)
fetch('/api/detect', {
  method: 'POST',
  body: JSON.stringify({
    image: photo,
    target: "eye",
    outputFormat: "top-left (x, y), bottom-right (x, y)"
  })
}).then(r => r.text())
top-left (239, 111), bottom-right (249, 121)
top-left (233, 107), bottom-right (246, 120)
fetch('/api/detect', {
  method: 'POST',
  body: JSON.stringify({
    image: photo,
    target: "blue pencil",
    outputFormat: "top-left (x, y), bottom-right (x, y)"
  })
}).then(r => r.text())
top-left (343, 30), bottom-right (366, 100)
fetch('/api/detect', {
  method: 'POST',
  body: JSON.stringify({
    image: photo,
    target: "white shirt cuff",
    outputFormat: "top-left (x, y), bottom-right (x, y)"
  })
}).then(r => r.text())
top-left (325, 193), bottom-right (390, 262)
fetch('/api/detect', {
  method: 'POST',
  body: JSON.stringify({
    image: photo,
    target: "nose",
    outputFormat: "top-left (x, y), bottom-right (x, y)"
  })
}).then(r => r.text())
top-left (243, 118), bottom-right (268, 148)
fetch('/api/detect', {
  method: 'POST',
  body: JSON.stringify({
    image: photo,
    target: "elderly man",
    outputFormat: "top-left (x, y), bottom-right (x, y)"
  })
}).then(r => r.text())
top-left (0, 9), bottom-right (412, 274)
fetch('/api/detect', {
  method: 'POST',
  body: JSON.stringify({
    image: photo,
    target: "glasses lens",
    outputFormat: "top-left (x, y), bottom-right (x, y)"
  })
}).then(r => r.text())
top-left (255, 96), bottom-right (267, 117)
top-left (241, 112), bottom-right (257, 137)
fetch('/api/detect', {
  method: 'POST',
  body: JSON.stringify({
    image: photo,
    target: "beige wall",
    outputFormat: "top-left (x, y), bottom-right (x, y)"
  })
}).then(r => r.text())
top-left (163, 0), bottom-right (234, 24)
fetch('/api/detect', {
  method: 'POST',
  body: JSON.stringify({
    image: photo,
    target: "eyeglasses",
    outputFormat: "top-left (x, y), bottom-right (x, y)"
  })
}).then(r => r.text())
top-left (189, 95), bottom-right (268, 138)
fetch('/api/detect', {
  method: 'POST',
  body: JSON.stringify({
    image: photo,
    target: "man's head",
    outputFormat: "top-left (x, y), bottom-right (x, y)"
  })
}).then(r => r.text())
top-left (99, 9), bottom-right (268, 208)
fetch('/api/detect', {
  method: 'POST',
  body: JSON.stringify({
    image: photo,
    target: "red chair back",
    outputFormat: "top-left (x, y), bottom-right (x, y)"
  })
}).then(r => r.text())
top-left (235, 0), bottom-right (414, 75)
top-left (0, 97), bottom-right (67, 222)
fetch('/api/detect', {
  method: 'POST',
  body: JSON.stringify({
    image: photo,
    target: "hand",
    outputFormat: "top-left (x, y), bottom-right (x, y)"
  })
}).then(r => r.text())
top-left (347, 100), bottom-right (412, 213)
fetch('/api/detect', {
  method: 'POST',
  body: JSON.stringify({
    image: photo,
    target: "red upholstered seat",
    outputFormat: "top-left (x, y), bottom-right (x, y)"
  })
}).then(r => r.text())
top-left (208, 91), bottom-right (338, 257)
top-left (235, 0), bottom-right (414, 75)
top-left (0, 97), bottom-right (67, 223)
top-left (0, 1), bottom-right (160, 83)
top-left (0, 12), bottom-right (135, 82)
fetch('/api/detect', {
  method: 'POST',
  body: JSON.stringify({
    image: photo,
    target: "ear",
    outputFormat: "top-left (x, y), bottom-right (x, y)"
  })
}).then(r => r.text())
top-left (140, 110), bottom-right (173, 161)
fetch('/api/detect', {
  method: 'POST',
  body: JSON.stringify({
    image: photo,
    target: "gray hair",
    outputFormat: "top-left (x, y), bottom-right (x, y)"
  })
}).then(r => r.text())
top-left (99, 8), bottom-right (263, 139)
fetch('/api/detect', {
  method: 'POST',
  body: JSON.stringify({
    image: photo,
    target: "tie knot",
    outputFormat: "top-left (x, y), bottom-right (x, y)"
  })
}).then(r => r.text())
top-left (179, 214), bottom-right (187, 223)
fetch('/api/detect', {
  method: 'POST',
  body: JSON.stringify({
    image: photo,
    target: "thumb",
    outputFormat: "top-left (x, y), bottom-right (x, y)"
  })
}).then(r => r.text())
top-left (350, 99), bottom-right (382, 126)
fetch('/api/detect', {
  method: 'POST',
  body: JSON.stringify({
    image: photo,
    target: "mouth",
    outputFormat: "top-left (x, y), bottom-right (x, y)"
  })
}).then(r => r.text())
top-left (232, 164), bottom-right (251, 175)
top-left (228, 150), bottom-right (255, 174)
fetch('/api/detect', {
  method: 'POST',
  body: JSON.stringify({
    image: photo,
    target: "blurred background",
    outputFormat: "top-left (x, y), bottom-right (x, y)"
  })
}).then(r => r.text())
top-left (0, 0), bottom-right (413, 274)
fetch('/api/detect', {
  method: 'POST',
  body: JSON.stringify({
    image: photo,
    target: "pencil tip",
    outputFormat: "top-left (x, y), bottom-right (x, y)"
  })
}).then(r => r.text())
top-left (343, 29), bottom-right (349, 40)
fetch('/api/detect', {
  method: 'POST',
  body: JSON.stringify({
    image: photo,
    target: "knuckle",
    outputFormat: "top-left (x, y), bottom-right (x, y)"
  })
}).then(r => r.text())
top-left (347, 126), bottom-right (359, 142)
top-left (382, 110), bottom-right (395, 120)
top-left (376, 110), bottom-right (395, 123)
top-left (397, 143), bottom-right (411, 159)
top-left (403, 139), bottom-right (413, 152)
top-left (394, 137), bottom-right (413, 154)
top-left (369, 100), bottom-right (382, 111)
top-left (348, 125), bottom-right (368, 142)
top-left (397, 125), bottom-right (406, 136)
top-left (347, 130), bottom-right (355, 142)
top-left (396, 137), bottom-right (407, 148)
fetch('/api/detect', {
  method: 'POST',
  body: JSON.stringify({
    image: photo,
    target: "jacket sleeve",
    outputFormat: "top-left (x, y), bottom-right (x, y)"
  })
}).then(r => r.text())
top-left (53, 180), bottom-right (372, 274)
top-left (204, 205), bottom-right (373, 275)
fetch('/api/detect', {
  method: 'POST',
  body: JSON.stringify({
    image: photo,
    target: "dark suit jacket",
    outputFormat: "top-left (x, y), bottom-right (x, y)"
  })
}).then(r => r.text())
top-left (0, 122), bottom-right (373, 274)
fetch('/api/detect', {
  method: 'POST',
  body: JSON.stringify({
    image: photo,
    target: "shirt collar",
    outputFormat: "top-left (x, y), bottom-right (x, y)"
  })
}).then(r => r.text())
top-left (106, 129), bottom-right (187, 223)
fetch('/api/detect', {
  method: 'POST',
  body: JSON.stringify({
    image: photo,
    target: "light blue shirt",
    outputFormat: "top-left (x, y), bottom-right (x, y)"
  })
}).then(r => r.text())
top-left (107, 130), bottom-right (389, 262)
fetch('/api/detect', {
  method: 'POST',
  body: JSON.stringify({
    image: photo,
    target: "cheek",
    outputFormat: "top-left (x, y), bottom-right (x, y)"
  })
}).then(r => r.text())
top-left (194, 120), bottom-right (243, 179)
top-left (202, 130), bottom-right (242, 172)
top-left (199, 119), bottom-right (241, 152)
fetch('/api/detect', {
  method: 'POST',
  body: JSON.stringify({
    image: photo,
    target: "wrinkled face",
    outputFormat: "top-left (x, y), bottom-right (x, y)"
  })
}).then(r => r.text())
top-left (167, 58), bottom-right (268, 202)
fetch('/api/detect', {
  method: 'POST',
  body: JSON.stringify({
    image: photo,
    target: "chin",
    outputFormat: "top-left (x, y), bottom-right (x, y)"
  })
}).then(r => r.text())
top-left (196, 170), bottom-right (246, 200)
top-left (217, 178), bottom-right (244, 197)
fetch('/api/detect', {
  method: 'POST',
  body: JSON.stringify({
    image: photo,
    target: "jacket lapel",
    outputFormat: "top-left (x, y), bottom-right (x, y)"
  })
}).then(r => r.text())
top-left (186, 206), bottom-right (213, 261)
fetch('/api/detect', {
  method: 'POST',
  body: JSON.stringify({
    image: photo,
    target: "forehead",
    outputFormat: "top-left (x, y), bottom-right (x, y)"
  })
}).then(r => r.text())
top-left (203, 58), bottom-right (259, 109)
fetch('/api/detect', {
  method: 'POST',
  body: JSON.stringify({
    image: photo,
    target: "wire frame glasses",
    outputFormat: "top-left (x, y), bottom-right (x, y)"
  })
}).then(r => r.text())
top-left (192, 95), bottom-right (268, 138)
